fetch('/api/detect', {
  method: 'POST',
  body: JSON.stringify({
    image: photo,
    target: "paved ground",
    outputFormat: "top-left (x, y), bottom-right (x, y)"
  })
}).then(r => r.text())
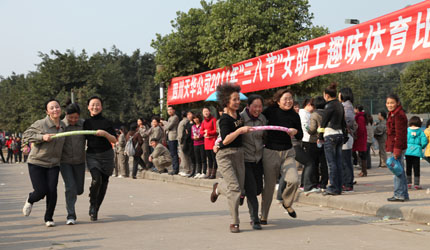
top-left (1, 162), bottom-right (430, 250)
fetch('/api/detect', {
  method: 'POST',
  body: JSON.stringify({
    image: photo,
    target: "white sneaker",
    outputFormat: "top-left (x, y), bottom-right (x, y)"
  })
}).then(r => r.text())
top-left (117, 175), bottom-right (123, 178)
top-left (199, 174), bottom-right (208, 179)
top-left (178, 171), bottom-right (185, 176)
top-left (22, 198), bottom-right (32, 216)
top-left (45, 221), bottom-right (55, 227)
top-left (66, 219), bottom-right (76, 225)
top-left (304, 188), bottom-right (321, 194)
top-left (194, 173), bottom-right (201, 179)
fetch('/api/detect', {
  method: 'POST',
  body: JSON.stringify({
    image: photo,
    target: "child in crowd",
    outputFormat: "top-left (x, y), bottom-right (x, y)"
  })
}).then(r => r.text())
top-left (405, 116), bottom-right (428, 190)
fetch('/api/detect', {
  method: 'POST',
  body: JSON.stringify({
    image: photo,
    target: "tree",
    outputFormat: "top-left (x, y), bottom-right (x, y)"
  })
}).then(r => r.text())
top-left (399, 59), bottom-right (430, 113)
top-left (151, 0), bottom-right (328, 87)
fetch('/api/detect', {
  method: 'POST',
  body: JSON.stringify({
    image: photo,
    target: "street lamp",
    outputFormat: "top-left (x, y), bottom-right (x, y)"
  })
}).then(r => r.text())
top-left (156, 65), bottom-right (165, 115)
top-left (345, 19), bottom-right (360, 25)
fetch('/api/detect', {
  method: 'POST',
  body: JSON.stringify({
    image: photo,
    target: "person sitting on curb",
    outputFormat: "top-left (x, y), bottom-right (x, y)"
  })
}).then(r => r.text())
top-left (149, 138), bottom-right (172, 174)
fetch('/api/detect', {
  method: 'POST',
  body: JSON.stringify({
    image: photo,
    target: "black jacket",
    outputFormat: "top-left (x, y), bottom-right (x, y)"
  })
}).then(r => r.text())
top-left (320, 99), bottom-right (347, 142)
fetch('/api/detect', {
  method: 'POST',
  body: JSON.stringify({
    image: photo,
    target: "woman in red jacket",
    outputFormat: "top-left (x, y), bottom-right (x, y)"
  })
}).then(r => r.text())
top-left (352, 105), bottom-right (368, 177)
top-left (201, 107), bottom-right (218, 179)
top-left (385, 94), bottom-right (409, 202)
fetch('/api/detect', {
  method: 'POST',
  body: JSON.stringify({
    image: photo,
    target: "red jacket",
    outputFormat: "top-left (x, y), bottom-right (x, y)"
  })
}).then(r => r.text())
top-left (385, 105), bottom-right (408, 156)
top-left (353, 112), bottom-right (367, 152)
top-left (200, 116), bottom-right (217, 150)
top-left (5, 139), bottom-right (13, 149)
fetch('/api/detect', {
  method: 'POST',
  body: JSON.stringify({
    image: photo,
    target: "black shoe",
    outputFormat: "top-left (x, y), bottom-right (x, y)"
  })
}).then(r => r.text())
top-left (282, 204), bottom-right (297, 218)
top-left (260, 219), bottom-right (267, 225)
top-left (239, 195), bottom-right (245, 206)
top-left (322, 190), bottom-right (340, 196)
top-left (168, 171), bottom-right (178, 175)
top-left (251, 221), bottom-right (262, 230)
top-left (89, 206), bottom-right (98, 221)
top-left (132, 176), bottom-right (137, 179)
top-left (387, 196), bottom-right (405, 202)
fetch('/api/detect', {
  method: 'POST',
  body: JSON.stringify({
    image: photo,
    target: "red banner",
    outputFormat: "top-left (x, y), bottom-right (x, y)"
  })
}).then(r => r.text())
top-left (168, 1), bottom-right (430, 105)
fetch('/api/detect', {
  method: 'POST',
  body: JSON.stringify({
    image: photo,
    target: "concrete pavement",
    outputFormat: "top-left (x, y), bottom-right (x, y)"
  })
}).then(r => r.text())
top-left (1, 162), bottom-right (430, 250)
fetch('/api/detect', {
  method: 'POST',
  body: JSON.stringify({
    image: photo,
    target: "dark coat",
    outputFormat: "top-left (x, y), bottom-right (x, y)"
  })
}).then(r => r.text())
top-left (385, 105), bottom-right (408, 156)
top-left (353, 112), bottom-right (367, 152)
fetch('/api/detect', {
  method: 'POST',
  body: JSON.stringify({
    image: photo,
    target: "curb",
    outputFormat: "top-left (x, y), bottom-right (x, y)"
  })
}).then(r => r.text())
top-left (138, 171), bottom-right (430, 225)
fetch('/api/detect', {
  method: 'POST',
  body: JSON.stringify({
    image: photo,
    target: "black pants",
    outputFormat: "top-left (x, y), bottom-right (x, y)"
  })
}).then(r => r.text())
top-left (405, 155), bottom-right (420, 178)
top-left (244, 161), bottom-right (263, 223)
top-left (27, 163), bottom-right (60, 222)
top-left (205, 150), bottom-right (217, 170)
top-left (132, 156), bottom-right (146, 178)
top-left (0, 148), bottom-right (5, 163)
top-left (301, 142), bottom-right (319, 191)
top-left (89, 168), bottom-right (109, 210)
top-left (7, 149), bottom-right (13, 163)
top-left (309, 143), bottom-right (328, 189)
top-left (193, 144), bottom-right (206, 174)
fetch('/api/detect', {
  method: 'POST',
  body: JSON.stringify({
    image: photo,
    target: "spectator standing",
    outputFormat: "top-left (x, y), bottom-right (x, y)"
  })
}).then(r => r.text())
top-left (308, 96), bottom-right (328, 191)
top-left (353, 105), bottom-right (367, 177)
top-left (405, 116), bottom-right (428, 190)
top-left (127, 123), bottom-right (145, 179)
top-left (0, 134), bottom-right (5, 163)
top-left (319, 83), bottom-right (347, 196)
top-left (366, 113), bottom-right (374, 170)
top-left (374, 111), bottom-right (388, 168)
top-left (6, 136), bottom-right (14, 163)
top-left (177, 111), bottom-right (192, 176)
top-left (22, 99), bottom-right (66, 227)
top-left (424, 120), bottom-right (430, 164)
top-left (59, 103), bottom-right (86, 225)
top-left (166, 106), bottom-right (180, 175)
top-left (117, 126), bottom-right (129, 178)
top-left (339, 87), bottom-right (356, 192)
top-left (201, 107), bottom-right (218, 179)
top-left (385, 94), bottom-right (409, 202)
top-left (192, 113), bottom-right (206, 178)
top-left (137, 118), bottom-right (150, 170)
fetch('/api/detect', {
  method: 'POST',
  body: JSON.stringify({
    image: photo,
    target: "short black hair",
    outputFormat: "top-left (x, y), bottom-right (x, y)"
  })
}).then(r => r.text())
top-left (313, 96), bottom-right (326, 109)
top-left (150, 138), bottom-right (159, 143)
top-left (216, 83), bottom-right (241, 108)
top-left (379, 111), bottom-right (387, 120)
top-left (426, 119), bottom-right (430, 128)
top-left (151, 116), bottom-right (160, 123)
top-left (302, 98), bottom-right (314, 108)
top-left (355, 105), bottom-right (364, 112)
top-left (247, 94), bottom-right (264, 106)
top-left (193, 113), bottom-right (202, 123)
top-left (339, 87), bottom-right (354, 104)
top-left (45, 99), bottom-right (60, 111)
top-left (387, 93), bottom-right (400, 103)
top-left (409, 116), bottom-right (422, 127)
top-left (66, 103), bottom-right (80, 115)
top-left (87, 96), bottom-right (103, 106)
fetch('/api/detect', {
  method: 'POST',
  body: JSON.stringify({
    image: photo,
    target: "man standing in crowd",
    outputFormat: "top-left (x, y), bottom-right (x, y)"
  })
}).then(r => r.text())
top-left (149, 138), bottom-right (172, 173)
top-left (165, 106), bottom-right (180, 175)
top-left (374, 111), bottom-right (387, 168)
top-left (177, 111), bottom-right (192, 176)
top-left (0, 133), bottom-right (6, 163)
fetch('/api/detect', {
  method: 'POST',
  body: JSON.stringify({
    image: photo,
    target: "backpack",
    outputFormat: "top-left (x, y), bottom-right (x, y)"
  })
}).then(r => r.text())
top-left (125, 137), bottom-right (136, 157)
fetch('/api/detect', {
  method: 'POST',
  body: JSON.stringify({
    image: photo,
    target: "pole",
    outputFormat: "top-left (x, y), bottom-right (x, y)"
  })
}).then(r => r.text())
top-left (160, 83), bottom-right (164, 114)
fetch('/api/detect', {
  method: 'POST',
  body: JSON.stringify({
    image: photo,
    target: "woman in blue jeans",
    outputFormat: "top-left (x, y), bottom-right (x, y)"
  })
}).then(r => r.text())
top-left (318, 83), bottom-right (347, 196)
top-left (385, 94), bottom-right (409, 202)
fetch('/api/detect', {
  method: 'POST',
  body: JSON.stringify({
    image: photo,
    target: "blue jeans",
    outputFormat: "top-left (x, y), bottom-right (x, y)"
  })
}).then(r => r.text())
top-left (391, 152), bottom-right (409, 200)
top-left (168, 140), bottom-right (179, 173)
top-left (342, 149), bottom-right (354, 188)
top-left (324, 134), bottom-right (344, 194)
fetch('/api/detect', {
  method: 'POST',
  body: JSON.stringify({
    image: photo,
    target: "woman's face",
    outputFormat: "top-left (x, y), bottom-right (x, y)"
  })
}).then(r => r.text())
top-left (386, 98), bottom-right (398, 112)
top-left (151, 119), bottom-right (159, 127)
top-left (202, 108), bottom-right (211, 118)
top-left (46, 101), bottom-right (62, 120)
top-left (227, 92), bottom-right (241, 111)
top-left (137, 119), bottom-right (143, 126)
top-left (278, 92), bottom-right (294, 111)
top-left (66, 113), bottom-right (80, 126)
top-left (305, 103), bottom-right (314, 113)
top-left (88, 99), bottom-right (102, 116)
top-left (248, 99), bottom-right (263, 118)
top-left (193, 117), bottom-right (200, 124)
top-left (187, 112), bottom-right (194, 121)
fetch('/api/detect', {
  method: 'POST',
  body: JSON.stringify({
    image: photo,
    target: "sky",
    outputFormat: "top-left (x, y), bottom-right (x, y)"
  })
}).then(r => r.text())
top-left (0, 0), bottom-right (424, 77)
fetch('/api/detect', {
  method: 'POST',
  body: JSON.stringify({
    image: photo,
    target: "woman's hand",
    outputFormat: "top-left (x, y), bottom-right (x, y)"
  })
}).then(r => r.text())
top-left (238, 126), bottom-right (252, 135)
top-left (96, 130), bottom-right (108, 138)
top-left (213, 145), bottom-right (219, 153)
top-left (287, 128), bottom-right (298, 137)
top-left (42, 134), bottom-right (54, 142)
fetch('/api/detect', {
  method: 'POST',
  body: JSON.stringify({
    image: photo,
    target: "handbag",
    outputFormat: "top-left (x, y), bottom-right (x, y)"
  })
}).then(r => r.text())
top-left (386, 156), bottom-right (403, 177)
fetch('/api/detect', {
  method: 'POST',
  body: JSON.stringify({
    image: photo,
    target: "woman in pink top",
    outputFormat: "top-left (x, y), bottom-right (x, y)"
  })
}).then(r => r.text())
top-left (192, 113), bottom-right (207, 178)
top-left (201, 107), bottom-right (218, 179)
